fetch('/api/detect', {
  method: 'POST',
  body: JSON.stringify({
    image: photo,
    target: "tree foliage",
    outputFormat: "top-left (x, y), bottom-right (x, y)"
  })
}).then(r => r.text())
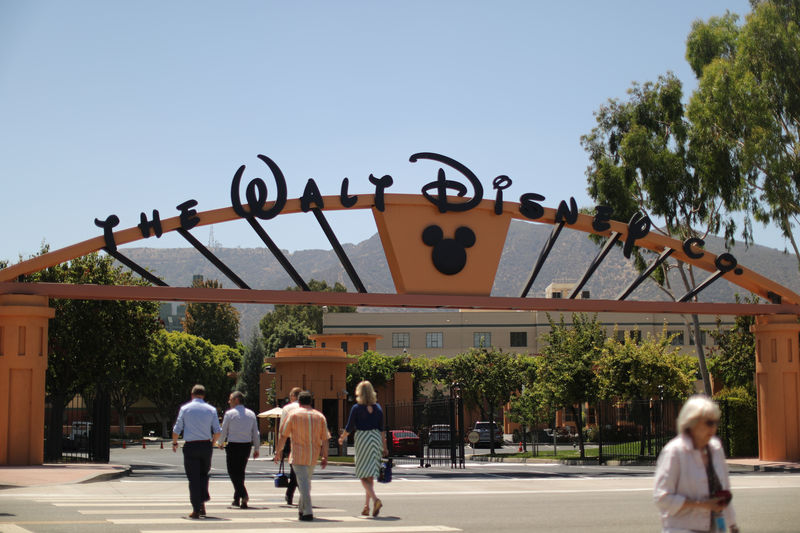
top-left (707, 295), bottom-right (757, 393)
top-left (345, 350), bottom-right (401, 394)
top-left (263, 315), bottom-right (314, 357)
top-left (447, 348), bottom-right (523, 453)
top-left (259, 279), bottom-right (355, 337)
top-left (596, 328), bottom-right (698, 401)
top-left (539, 314), bottom-right (606, 457)
top-left (144, 330), bottom-right (235, 434)
top-left (236, 331), bottom-right (266, 412)
top-left (183, 278), bottom-right (241, 348)
top-left (580, 72), bottom-right (731, 394)
top-left (687, 0), bottom-right (800, 266)
top-left (24, 248), bottom-right (161, 447)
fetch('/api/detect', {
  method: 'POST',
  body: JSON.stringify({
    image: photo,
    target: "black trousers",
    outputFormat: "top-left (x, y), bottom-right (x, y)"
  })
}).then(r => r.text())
top-left (283, 438), bottom-right (297, 501)
top-left (182, 441), bottom-right (212, 513)
top-left (225, 442), bottom-right (252, 502)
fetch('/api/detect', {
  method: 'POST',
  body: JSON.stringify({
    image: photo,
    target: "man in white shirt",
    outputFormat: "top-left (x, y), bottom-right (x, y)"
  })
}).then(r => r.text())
top-left (279, 387), bottom-right (301, 505)
top-left (219, 391), bottom-right (260, 508)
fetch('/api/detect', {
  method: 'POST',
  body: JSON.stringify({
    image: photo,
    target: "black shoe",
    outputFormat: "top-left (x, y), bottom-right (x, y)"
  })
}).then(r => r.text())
top-left (240, 497), bottom-right (249, 509)
top-left (285, 494), bottom-right (293, 505)
top-left (199, 505), bottom-right (206, 517)
top-left (231, 500), bottom-right (240, 508)
top-left (299, 514), bottom-right (313, 521)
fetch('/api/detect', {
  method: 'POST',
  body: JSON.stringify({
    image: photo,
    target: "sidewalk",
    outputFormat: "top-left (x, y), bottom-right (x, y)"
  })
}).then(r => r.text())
top-left (0, 463), bottom-right (130, 489)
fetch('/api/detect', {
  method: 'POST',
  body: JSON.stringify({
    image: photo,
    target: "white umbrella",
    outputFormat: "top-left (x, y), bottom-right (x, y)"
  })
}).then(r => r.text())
top-left (257, 406), bottom-right (284, 419)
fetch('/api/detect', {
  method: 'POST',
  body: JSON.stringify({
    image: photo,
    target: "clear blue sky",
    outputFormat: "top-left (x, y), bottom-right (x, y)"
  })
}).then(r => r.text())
top-left (2, 0), bottom-right (769, 264)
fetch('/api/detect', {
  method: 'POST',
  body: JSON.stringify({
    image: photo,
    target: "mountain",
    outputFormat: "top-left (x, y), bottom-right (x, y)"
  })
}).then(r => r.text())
top-left (122, 220), bottom-right (800, 341)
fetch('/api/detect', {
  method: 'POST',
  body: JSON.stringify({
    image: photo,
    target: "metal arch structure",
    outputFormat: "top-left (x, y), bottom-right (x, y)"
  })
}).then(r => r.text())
top-left (1, 195), bottom-right (800, 315)
top-left (2, 151), bottom-right (800, 465)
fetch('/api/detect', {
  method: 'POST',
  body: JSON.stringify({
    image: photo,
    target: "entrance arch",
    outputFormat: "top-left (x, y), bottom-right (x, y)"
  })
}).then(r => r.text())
top-left (1, 152), bottom-right (798, 463)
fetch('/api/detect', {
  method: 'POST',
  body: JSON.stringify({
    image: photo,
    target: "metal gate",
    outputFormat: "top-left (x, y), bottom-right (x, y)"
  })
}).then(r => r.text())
top-left (44, 388), bottom-right (111, 463)
top-left (384, 386), bottom-right (465, 468)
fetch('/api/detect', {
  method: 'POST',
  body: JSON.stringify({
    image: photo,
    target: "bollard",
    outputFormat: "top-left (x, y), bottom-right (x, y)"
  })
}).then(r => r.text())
top-left (518, 442), bottom-right (523, 452)
top-left (142, 439), bottom-right (146, 449)
top-left (122, 440), bottom-right (126, 449)
top-left (160, 440), bottom-right (164, 449)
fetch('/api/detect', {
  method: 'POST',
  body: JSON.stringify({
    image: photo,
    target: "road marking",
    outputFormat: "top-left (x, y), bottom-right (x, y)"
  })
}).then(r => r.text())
top-left (79, 507), bottom-right (344, 515)
top-left (111, 515), bottom-right (392, 524)
top-left (0, 525), bottom-right (35, 533)
top-left (140, 526), bottom-right (461, 533)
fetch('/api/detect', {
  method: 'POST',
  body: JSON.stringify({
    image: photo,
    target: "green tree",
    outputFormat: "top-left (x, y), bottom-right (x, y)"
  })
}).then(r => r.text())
top-left (447, 348), bottom-right (523, 454)
top-left (597, 328), bottom-right (697, 402)
top-left (345, 350), bottom-right (401, 394)
top-left (24, 248), bottom-right (161, 454)
top-left (539, 314), bottom-right (606, 458)
top-left (259, 279), bottom-right (355, 336)
top-left (263, 315), bottom-right (314, 356)
top-left (183, 278), bottom-right (241, 348)
top-left (581, 73), bottom-right (740, 395)
top-left (144, 330), bottom-right (235, 436)
top-left (236, 331), bottom-right (266, 412)
top-left (687, 1), bottom-right (800, 267)
top-left (507, 355), bottom-right (551, 451)
top-left (707, 295), bottom-right (757, 393)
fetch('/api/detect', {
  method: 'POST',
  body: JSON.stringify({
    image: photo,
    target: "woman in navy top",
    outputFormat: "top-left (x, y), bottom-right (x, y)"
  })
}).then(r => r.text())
top-left (339, 380), bottom-right (388, 517)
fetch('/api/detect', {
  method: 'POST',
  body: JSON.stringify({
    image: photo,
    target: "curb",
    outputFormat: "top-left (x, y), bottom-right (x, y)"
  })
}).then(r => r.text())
top-left (78, 465), bottom-right (132, 484)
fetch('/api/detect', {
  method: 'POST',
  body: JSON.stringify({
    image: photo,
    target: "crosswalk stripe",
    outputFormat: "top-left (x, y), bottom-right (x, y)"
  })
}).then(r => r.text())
top-left (0, 525), bottom-right (36, 533)
top-left (79, 508), bottom-right (344, 515)
top-left (140, 527), bottom-right (461, 533)
top-left (111, 515), bottom-right (402, 525)
top-left (53, 501), bottom-right (278, 507)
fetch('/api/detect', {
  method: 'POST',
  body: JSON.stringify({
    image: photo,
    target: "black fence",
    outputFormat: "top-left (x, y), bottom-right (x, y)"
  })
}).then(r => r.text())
top-left (383, 392), bottom-right (466, 468)
top-left (44, 390), bottom-right (111, 463)
top-left (518, 399), bottom-right (735, 465)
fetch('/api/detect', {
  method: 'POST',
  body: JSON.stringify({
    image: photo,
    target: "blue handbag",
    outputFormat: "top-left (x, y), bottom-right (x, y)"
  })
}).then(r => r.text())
top-left (378, 458), bottom-right (393, 483)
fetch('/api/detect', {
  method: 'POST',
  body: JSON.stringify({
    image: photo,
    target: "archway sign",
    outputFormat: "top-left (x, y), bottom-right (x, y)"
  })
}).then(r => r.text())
top-left (1, 152), bottom-right (799, 464)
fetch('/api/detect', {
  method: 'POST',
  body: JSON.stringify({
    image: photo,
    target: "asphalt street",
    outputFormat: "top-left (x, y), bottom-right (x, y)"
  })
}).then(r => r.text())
top-left (1, 446), bottom-right (799, 532)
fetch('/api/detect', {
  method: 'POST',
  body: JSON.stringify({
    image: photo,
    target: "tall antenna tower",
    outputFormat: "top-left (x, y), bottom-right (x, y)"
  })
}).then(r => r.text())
top-left (208, 226), bottom-right (217, 249)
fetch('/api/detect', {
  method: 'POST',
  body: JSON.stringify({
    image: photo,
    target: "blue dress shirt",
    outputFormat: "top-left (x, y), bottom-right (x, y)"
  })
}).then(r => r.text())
top-left (220, 405), bottom-right (260, 446)
top-left (173, 398), bottom-right (221, 442)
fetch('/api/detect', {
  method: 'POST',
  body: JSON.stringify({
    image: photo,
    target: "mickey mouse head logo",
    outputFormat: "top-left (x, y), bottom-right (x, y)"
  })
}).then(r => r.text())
top-left (422, 225), bottom-right (476, 275)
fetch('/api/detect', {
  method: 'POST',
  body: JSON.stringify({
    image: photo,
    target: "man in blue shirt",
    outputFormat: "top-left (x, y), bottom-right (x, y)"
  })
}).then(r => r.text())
top-left (218, 390), bottom-right (260, 508)
top-left (172, 384), bottom-right (221, 519)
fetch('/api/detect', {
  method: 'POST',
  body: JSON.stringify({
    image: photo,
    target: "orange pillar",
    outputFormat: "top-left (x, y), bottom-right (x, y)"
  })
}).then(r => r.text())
top-left (0, 294), bottom-right (54, 465)
top-left (752, 314), bottom-right (800, 462)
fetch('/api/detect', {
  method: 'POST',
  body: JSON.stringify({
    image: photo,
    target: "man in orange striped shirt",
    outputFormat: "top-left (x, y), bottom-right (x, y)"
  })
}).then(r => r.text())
top-left (275, 391), bottom-right (330, 521)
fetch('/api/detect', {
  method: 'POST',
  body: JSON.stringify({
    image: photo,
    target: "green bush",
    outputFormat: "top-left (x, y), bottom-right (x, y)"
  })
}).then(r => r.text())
top-left (714, 387), bottom-right (758, 458)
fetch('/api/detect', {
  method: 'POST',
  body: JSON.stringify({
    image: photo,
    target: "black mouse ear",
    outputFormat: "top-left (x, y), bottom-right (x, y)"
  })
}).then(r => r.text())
top-left (454, 226), bottom-right (476, 248)
top-left (422, 225), bottom-right (443, 246)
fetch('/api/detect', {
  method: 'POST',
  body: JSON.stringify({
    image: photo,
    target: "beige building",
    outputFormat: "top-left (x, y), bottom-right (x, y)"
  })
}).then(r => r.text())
top-left (323, 283), bottom-right (734, 358)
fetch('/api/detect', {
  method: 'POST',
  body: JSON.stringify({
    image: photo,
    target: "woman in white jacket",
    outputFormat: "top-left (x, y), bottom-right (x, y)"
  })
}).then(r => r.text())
top-left (654, 395), bottom-right (739, 533)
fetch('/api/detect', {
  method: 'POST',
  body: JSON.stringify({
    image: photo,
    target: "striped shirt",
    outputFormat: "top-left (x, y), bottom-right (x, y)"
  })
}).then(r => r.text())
top-left (279, 407), bottom-right (330, 466)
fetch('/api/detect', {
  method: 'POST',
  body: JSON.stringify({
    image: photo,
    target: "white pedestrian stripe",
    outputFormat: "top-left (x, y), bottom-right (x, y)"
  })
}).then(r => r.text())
top-left (0, 525), bottom-right (37, 533)
top-left (140, 527), bottom-right (461, 533)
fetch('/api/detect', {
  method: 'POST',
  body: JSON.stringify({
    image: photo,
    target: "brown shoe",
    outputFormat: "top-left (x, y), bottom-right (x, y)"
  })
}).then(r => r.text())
top-left (187, 511), bottom-right (200, 519)
top-left (372, 499), bottom-right (383, 517)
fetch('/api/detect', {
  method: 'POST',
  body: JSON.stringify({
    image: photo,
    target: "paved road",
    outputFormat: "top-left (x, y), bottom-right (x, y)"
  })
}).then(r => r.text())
top-left (1, 447), bottom-right (798, 532)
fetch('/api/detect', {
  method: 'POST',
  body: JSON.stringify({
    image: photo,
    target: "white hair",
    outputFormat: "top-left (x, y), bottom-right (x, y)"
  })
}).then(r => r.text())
top-left (677, 395), bottom-right (721, 433)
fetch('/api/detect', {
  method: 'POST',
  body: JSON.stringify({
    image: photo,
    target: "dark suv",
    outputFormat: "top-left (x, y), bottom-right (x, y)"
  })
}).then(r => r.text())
top-left (471, 421), bottom-right (504, 447)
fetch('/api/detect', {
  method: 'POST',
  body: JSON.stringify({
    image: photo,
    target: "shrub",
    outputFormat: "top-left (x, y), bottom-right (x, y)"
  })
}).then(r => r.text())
top-left (714, 387), bottom-right (758, 458)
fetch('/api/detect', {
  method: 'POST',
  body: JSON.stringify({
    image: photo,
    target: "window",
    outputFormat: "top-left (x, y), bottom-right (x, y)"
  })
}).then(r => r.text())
top-left (392, 332), bottom-right (410, 349)
top-left (667, 330), bottom-right (684, 346)
top-left (473, 332), bottom-right (491, 348)
top-left (426, 332), bottom-right (443, 348)
top-left (616, 330), bottom-right (641, 343)
top-left (340, 341), bottom-right (348, 353)
top-left (551, 291), bottom-right (562, 299)
top-left (363, 342), bottom-right (369, 352)
top-left (689, 331), bottom-right (707, 346)
top-left (510, 331), bottom-right (527, 347)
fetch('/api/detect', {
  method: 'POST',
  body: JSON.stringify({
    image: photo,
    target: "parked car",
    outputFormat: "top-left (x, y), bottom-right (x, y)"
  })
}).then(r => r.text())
top-left (388, 430), bottom-right (421, 456)
top-left (427, 424), bottom-right (453, 448)
top-left (471, 421), bottom-right (504, 447)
